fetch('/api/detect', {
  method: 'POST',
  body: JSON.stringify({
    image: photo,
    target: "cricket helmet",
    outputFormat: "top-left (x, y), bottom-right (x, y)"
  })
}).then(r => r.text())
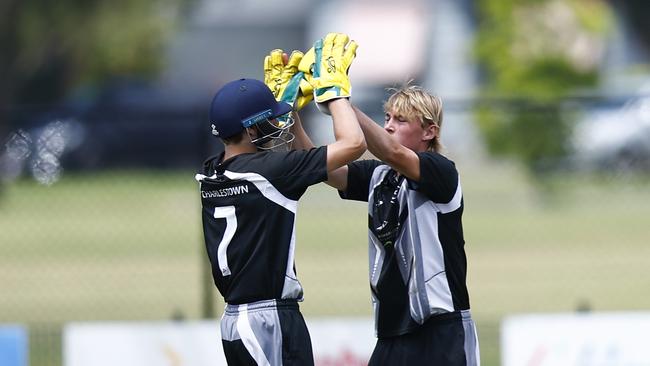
top-left (209, 78), bottom-right (294, 149)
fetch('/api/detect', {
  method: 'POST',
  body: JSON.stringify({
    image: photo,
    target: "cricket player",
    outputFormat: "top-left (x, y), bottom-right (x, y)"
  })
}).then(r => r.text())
top-left (287, 68), bottom-right (481, 361)
top-left (196, 33), bottom-right (363, 365)
top-left (328, 85), bottom-right (481, 365)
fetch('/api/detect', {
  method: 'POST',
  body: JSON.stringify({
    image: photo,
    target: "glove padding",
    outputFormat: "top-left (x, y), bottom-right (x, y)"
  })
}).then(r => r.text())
top-left (263, 49), bottom-right (313, 111)
top-left (299, 33), bottom-right (358, 106)
top-left (296, 49), bottom-right (315, 110)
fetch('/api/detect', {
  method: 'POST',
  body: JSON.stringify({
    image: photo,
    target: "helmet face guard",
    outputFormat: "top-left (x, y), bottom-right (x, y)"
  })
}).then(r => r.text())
top-left (244, 110), bottom-right (295, 151)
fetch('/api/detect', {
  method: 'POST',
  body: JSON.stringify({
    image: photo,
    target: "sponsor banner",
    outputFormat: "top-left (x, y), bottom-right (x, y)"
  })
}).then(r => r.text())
top-left (502, 312), bottom-right (650, 366)
top-left (64, 318), bottom-right (374, 366)
top-left (0, 325), bottom-right (28, 366)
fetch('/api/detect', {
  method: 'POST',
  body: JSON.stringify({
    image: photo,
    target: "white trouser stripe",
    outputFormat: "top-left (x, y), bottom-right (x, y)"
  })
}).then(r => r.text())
top-left (472, 323), bottom-right (481, 366)
top-left (236, 304), bottom-right (271, 366)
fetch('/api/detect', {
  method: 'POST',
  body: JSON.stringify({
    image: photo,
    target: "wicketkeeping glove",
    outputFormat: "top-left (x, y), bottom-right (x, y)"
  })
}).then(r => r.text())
top-left (299, 33), bottom-right (358, 105)
top-left (263, 49), bottom-right (313, 111)
top-left (296, 48), bottom-right (315, 110)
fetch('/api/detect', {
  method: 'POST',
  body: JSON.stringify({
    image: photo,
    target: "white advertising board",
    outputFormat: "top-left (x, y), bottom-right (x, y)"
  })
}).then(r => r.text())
top-left (64, 318), bottom-right (375, 366)
top-left (64, 321), bottom-right (223, 366)
top-left (502, 312), bottom-right (650, 366)
top-left (308, 318), bottom-right (375, 366)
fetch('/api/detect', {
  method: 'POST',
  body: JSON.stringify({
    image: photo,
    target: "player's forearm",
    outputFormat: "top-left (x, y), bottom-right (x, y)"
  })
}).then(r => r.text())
top-left (326, 165), bottom-right (348, 191)
top-left (352, 105), bottom-right (400, 162)
top-left (290, 112), bottom-right (315, 150)
top-left (353, 105), bottom-right (421, 180)
top-left (330, 99), bottom-right (365, 152)
top-left (326, 99), bottom-right (366, 171)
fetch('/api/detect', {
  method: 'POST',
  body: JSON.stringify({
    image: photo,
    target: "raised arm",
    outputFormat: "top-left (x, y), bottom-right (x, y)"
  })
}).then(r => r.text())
top-left (325, 99), bottom-right (365, 171)
top-left (353, 105), bottom-right (421, 181)
top-left (295, 33), bottom-right (366, 186)
top-left (289, 112), bottom-right (315, 150)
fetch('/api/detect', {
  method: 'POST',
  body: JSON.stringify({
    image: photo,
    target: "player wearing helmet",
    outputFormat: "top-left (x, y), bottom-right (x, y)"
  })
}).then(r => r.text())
top-left (196, 32), bottom-right (363, 366)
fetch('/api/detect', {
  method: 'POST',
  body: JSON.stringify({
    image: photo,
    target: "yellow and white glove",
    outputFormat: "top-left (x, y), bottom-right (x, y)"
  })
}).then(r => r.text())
top-left (263, 49), bottom-right (313, 111)
top-left (299, 33), bottom-right (358, 108)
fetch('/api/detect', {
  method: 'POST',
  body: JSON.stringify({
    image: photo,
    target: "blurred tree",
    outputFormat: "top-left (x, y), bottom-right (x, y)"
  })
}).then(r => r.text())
top-left (0, 0), bottom-right (195, 139)
top-left (474, 0), bottom-right (612, 176)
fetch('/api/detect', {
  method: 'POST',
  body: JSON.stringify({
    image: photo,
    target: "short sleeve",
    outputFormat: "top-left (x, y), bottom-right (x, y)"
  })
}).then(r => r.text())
top-left (266, 146), bottom-right (328, 200)
top-left (410, 152), bottom-right (459, 203)
top-left (338, 159), bottom-right (383, 202)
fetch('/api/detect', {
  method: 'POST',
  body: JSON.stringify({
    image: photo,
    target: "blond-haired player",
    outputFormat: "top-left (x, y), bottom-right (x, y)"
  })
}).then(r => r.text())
top-left (327, 84), bottom-right (481, 365)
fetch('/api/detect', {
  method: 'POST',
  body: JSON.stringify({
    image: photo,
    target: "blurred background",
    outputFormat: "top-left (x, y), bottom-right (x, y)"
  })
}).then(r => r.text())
top-left (2, 0), bottom-right (650, 365)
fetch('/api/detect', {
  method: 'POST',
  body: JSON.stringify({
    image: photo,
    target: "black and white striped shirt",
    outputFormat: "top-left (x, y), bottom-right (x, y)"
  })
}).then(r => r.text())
top-left (196, 147), bottom-right (328, 305)
top-left (340, 151), bottom-right (470, 338)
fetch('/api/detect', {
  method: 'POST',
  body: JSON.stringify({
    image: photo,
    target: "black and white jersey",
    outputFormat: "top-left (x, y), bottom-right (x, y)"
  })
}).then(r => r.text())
top-left (196, 147), bottom-right (328, 305)
top-left (340, 151), bottom-right (470, 338)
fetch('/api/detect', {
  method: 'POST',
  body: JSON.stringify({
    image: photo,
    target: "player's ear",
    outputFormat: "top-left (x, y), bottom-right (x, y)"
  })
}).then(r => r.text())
top-left (245, 126), bottom-right (258, 139)
top-left (422, 121), bottom-right (438, 142)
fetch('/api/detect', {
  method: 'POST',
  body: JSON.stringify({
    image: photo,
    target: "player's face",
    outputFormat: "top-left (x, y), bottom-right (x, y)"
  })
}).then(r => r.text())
top-left (248, 115), bottom-right (295, 151)
top-left (384, 110), bottom-right (432, 152)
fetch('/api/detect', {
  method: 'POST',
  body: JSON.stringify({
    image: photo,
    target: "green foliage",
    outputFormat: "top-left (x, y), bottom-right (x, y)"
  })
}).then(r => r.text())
top-left (0, 0), bottom-right (193, 107)
top-left (474, 0), bottom-right (612, 175)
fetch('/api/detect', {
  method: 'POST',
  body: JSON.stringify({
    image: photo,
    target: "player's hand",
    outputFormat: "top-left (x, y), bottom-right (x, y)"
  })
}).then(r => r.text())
top-left (299, 33), bottom-right (358, 114)
top-left (263, 49), bottom-right (312, 111)
top-left (295, 47), bottom-right (315, 110)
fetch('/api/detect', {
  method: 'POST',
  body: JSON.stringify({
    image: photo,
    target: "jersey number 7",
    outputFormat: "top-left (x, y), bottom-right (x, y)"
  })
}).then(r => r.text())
top-left (213, 206), bottom-right (237, 276)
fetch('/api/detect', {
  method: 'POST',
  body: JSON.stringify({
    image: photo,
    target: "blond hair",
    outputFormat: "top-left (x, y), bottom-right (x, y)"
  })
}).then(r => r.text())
top-left (383, 84), bottom-right (443, 153)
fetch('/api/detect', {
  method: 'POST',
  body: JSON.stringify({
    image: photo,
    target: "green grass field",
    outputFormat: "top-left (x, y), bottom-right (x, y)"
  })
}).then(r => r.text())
top-left (2, 162), bottom-right (650, 365)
